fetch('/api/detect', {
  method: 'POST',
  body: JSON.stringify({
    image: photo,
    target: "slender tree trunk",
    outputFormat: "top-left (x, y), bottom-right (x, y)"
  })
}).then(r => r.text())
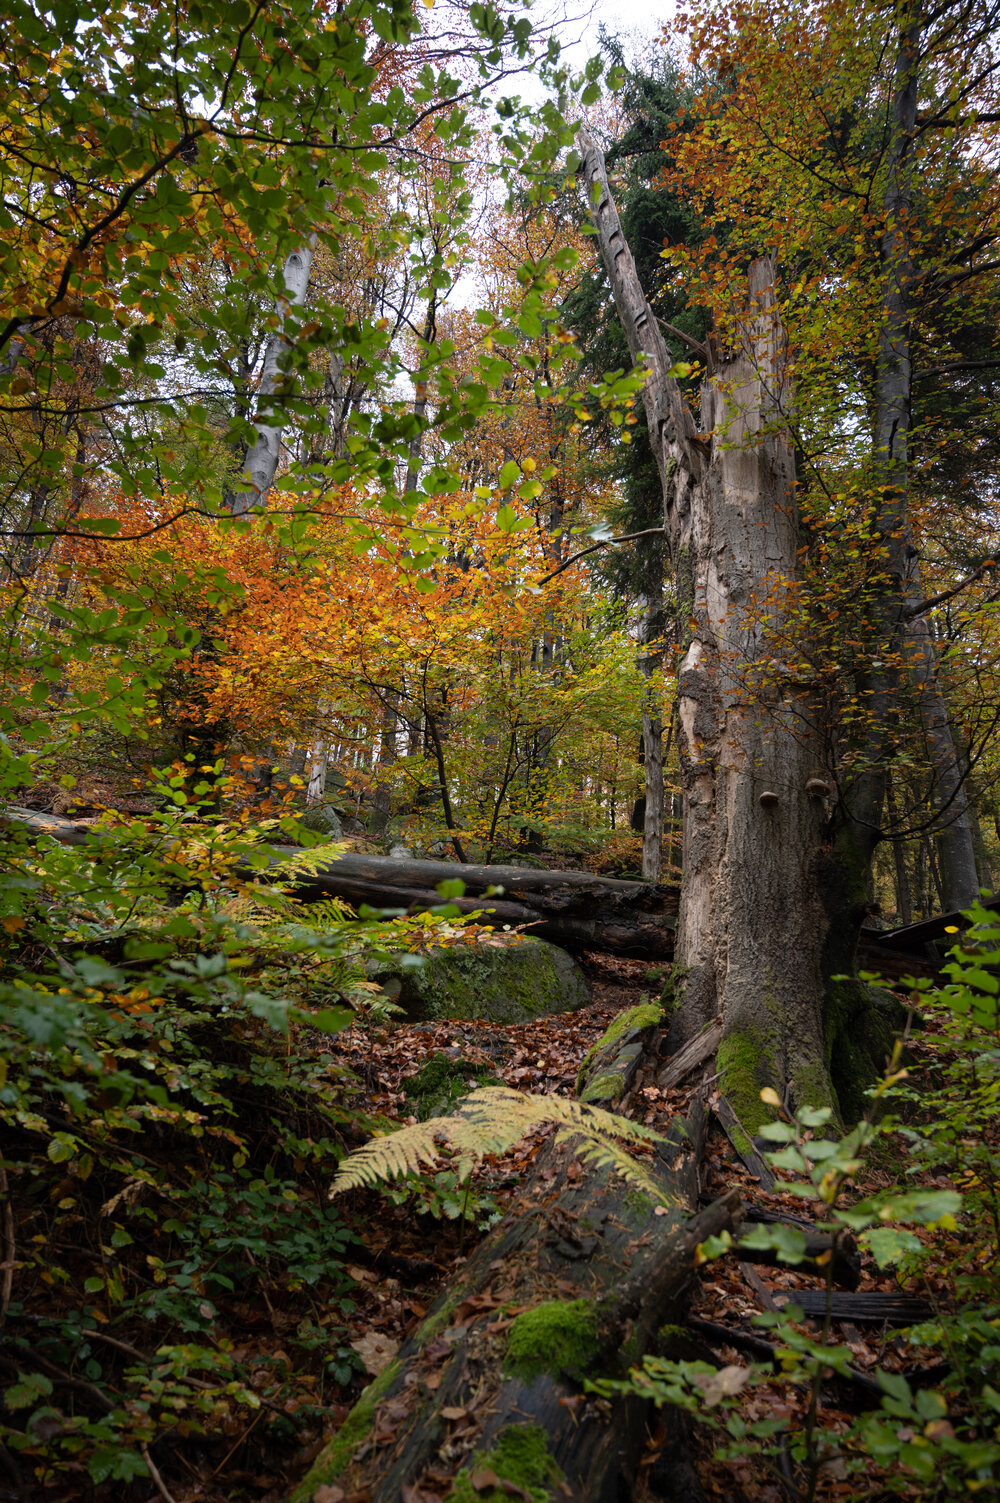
top-left (874, 6), bottom-right (979, 910)
top-left (231, 241), bottom-right (316, 514)
top-left (887, 778), bottom-right (913, 925)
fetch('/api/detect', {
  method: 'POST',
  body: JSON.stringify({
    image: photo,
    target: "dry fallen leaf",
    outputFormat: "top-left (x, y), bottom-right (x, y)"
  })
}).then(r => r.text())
top-left (350, 1331), bottom-right (400, 1376)
top-left (313, 1486), bottom-right (345, 1503)
top-left (691, 1364), bottom-right (752, 1407)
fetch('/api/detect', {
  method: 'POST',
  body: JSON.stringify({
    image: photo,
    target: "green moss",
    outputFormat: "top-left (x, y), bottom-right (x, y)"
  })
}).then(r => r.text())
top-left (451, 1425), bottom-right (564, 1503)
top-left (381, 937), bottom-right (589, 1025)
top-left (404, 1054), bottom-right (500, 1120)
top-left (289, 1360), bottom-right (401, 1501)
top-left (658, 964), bottom-right (689, 1025)
top-left (414, 1291), bottom-right (459, 1348)
top-left (579, 1070), bottom-right (626, 1103)
top-left (504, 1298), bottom-right (601, 1382)
top-left (825, 978), bottom-right (903, 1122)
top-left (575, 1000), bottom-right (662, 1091)
top-left (624, 1188), bottom-right (655, 1217)
top-left (716, 1027), bottom-right (777, 1138)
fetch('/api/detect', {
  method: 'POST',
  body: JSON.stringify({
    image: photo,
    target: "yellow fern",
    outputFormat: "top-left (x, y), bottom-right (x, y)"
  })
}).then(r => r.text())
top-left (330, 1087), bottom-right (674, 1202)
top-left (273, 841), bottom-right (350, 879)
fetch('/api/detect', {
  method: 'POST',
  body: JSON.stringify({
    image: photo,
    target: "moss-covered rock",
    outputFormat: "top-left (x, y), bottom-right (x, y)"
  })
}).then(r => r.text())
top-left (451, 1425), bottom-right (564, 1503)
top-left (377, 936), bottom-right (589, 1025)
top-left (404, 1053), bottom-right (501, 1120)
top-left (504, 1298), bottom-right (601, 1382)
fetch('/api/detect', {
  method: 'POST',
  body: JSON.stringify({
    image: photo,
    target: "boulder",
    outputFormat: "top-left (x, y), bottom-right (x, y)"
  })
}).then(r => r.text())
top-left (378, 935), bottom-right (589, 1024)
top-left (300, 804), bottom-right (344, 838)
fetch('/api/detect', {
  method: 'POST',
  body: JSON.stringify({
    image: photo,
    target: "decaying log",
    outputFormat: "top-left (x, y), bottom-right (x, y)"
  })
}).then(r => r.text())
top-left (741, 1208), bottom-right (862, 1290)
top-left (280, 852), bottom-right (677, 959)
top-left (3, 808), bottom-right (677, 958)
top-left (713, 1098), bottom-right (776, 1192)
top-left (658, 1019), bottom-right (722, 1091)
top-left (289, 1102), bottom-right (741, 1503)
top-left (688, 1316), bottom-right (885, 1403)
top-left (771, 1291), bottom-right (932, 1324)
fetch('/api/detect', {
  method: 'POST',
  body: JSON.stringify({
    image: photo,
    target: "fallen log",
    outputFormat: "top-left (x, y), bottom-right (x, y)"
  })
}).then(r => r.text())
top-left (281, 852), bottom-right (678, 959)
top-left (288, 1101), bottom-right (741, 1503)
top-left (4, 808), bottom-right (678, 958)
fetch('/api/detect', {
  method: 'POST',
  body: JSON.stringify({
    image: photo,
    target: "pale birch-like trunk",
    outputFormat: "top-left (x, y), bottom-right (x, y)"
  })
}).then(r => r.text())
top-left (306, 743), bottom-right (328, 807)
top-left (231, 241), bottom-right (316, 514)
top-left (579, 126), bottom-right (835, 1124)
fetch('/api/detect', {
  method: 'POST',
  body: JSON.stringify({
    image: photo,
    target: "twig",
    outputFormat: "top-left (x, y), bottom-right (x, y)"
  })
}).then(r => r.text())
top-left (0, 1166), bottom-right (14, 1319)
top-left (904, 562), bottom-right (992, 620)
top-left (209, 1402), bottom-right (266, 1478)
top-left (8, 1341), bottom-right (116, 1412)
top-left (141, 1444), bottom-right (180, 1503)
top-left (536, 527), bottom-right (667, 586)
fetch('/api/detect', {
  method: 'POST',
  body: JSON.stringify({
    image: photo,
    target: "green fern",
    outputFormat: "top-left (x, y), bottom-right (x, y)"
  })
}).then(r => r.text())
top-left (330, 1087), bottom-right (676, 1202)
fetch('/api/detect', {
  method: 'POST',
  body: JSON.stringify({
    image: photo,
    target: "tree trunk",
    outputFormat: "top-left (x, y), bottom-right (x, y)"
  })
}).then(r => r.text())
top-left (577, 128), bottom-right (835, 1128)
top-left (640, 570), bottom-right (666, 883)
top-left (874, 6), bottom-right (980, 912)
top-left (231, 241), bottom-right (316, 514)
top-left (287, 1100), bottom-right (740, 1503)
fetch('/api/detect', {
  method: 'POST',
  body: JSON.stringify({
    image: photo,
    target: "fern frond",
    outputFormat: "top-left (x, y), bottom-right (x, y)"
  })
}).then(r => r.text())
top-left (329, 1086), bottom-right (667, 1200)
top-left (557, 1129), bottom-right (675, 1203)
top-left (276, 842), bottom-right (350, 879)
top-left (330, 1121), bottom-right (447, 1194)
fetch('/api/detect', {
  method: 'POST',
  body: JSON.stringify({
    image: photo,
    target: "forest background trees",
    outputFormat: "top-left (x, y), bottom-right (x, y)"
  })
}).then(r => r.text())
top-left (2, 0), bottom-right (1000, 1495)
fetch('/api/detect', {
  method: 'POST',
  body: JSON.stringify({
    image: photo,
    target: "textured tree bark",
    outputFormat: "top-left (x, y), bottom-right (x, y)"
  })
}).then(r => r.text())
top-left (287, 1103), bottom-right (741, 1503)
top-left (577, 127), bottom-right (834, 1125)
top-left (873, 7), bottom-right (980, 911)
top-left (231, 241), bottom-right (316, 514)
top-left (640, 574), bottom-right (666, 883)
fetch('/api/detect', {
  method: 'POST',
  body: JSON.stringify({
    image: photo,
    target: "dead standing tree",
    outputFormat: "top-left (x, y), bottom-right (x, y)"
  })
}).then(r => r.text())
top-left (575, 126), bottom-right (863, 1127)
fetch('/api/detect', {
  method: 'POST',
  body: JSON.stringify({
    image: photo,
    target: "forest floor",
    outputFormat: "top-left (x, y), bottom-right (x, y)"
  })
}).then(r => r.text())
top-left (279, 953), bottom-right (944, 1503)
top-left (8, 934), bottom-right (959, 1503)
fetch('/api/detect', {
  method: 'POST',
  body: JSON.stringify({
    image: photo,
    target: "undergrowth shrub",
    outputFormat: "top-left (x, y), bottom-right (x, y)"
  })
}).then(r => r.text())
top-left (589, 903), bottom-right (1000, 1500)
top-left (0, 779), bottom-right (483, 1495)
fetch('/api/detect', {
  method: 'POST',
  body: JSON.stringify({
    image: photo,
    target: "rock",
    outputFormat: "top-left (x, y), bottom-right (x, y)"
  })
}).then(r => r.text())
top-left (377, 935), bottom-right (590, 1025)
top-left (403, 1053), bottom-right (502, 1119)
top-left (388, 843), bottom-right (412, 859)
top-left (300, 804), bottom-right (344, 837)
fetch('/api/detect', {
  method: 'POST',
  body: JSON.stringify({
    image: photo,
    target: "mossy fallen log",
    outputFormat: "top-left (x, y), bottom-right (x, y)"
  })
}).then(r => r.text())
top-left (289, 1099), bottom-right (740, 1503)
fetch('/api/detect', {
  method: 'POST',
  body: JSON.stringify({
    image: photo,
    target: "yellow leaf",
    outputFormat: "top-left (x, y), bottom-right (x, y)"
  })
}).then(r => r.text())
top-left (759, 1086), bottom-right (782, 1107)
top-left (2, 916), bottom-right (26, 934)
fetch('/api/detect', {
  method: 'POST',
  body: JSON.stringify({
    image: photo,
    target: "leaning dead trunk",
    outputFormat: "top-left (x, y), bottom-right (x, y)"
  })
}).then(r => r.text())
top-left (578, 128), bottom-right (834, 1127)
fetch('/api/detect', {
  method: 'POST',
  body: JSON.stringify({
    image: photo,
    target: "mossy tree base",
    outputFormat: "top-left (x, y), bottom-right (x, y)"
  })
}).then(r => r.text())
top-left (289, 1100), bottom-right (739, 1503)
